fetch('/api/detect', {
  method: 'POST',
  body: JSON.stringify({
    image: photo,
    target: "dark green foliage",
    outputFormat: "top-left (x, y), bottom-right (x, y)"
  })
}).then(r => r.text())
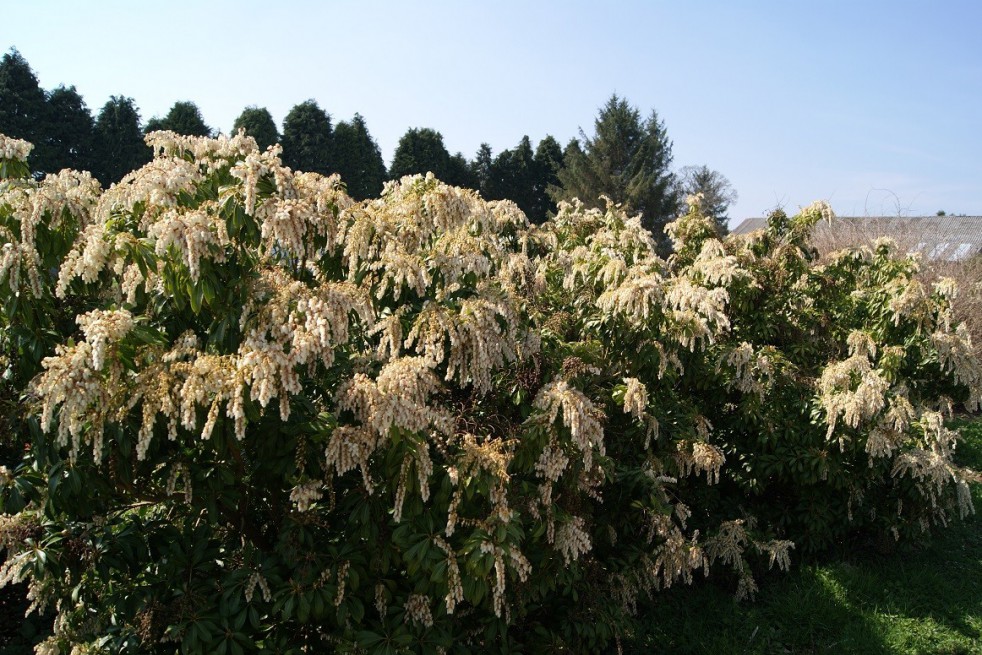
top-left (0, 49), bottom-right (54, 176)
top-left (232, 106), bottom-right (278, 151)
top-left (280, 99), bottom-right (333, 175)
top-left (332, 114), bottom-right (387, 199)
top-left (470, 143), bottom-right (494, 197)
top-left (2, 111), bottom-right (980, 655)
top-left (485, 136), bottom-right (536, 209)
top-left (531, 135), bottom-right (564, 222)
top-left (145, 100), bottom-right (212, 137)
top-left (92, 95), bottom-right (151, 184)
top-left (550, 94), bottom-right (678, 245)
top-left (477, 136), bottom-right (564, 223)
top-left (445, 151), bottom-right (476, 189)
top-left (44, 85), bottom-right (97, 174)
top-left (624, 421), bottom-right (982, 654)
top-left (389, 127), bottom-right (451, 181)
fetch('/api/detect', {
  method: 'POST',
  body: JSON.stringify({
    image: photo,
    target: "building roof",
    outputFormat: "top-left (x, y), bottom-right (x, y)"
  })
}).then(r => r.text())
top-left (729, 215), bottom-right (982, 261)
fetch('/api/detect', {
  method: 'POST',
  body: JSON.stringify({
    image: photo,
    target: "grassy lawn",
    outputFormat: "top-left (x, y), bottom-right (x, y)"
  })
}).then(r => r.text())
top-left (625, 417), bottom-right (982, 655)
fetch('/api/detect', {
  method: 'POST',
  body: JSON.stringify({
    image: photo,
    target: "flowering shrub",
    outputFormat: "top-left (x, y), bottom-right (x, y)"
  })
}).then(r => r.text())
top-left (0, 131), bottom-right (979, 654)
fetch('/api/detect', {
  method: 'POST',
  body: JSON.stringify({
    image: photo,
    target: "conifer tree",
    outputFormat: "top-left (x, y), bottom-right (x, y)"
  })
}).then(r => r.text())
top-left (93, 96), bottom-right (151, 184)
top-left (389, 127), bottom-right (451, 181)
top-left (488, 136), bottom-right (536, 214)
top-left (550, 95), bottom-right (678, 244)
top-left (45, 85), bottom-right (96, 173)
top-left (0, 49), bottom-right (53, 175)
top-left (530, 135), bottom-right (564, 223)
top-left (232, 106), bottom-right (278, 150)
top-left (471, 143), bottom-right (494, 198)
top-left (145, 101), bottom-right (212, 137)
top-left (332, 113), bottom-right (386, 200)
top-left (445, 152), bottom-right (476, 189)
top-left (280, 100), bottom-right (333, 175)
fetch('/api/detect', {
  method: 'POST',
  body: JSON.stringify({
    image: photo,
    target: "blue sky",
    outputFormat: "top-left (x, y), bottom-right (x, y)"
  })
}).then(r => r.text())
top-left (4, 0), bottom-right (981, 222)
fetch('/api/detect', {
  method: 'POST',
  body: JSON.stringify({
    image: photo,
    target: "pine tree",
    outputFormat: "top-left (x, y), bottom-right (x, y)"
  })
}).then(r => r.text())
top-left (530, 135), bottom-right (564, 223)
top-left (332, 114), bottom-right (386, 200)
top-left (232, 106), bottom-right (278, 150)
top-left (0, 49), bottom-right (53, 175)
top-left (45, 85), bottom-right (96, 173)
top-left (550, 95), bottom-right (678, 244)
top-left (145, 101), bottom-right (211, 137)
top-left (488, 136), bottom-right (536, 214)
top-left (280, 100), bottom-right (333, 175)
top-left (93, 96), bottom-right (151, 185)
top-left (477, 136), bottom-right (561, 224)
top-left (445, 152), bottom-right (476, 189)
top-left (471, 143), bottom-right (494, 198)
top-left (389, 128), bottom-right (451, 181)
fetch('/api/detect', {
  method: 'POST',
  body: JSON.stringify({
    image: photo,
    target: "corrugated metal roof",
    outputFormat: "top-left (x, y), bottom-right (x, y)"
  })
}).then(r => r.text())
top-left (729, 215), bottom-right (982, 260)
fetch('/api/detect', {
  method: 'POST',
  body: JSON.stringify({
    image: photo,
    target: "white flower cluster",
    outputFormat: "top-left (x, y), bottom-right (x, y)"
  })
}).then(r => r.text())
top-left (643, 514), bottom-right (707, 591)
top-left (55, 224), bottom-right (114, 297)
top-left (76, 309), bottom-right (134, 371)
top-left (800, 200), bottom-right (835, 224)
top-left (146, 129), bottom-right (259, 166)
top-left (931, 324), bottom-right (982, 411)
top-left (534, 380), bottom-right (606, 471)
top-left (818, 335), bottom-right (891, 443)
top-left (0, 169), bottom-right (100, 298)
top-left (479, 539), bottom-right (531, 618)
top-left (554, 515), bottom-right (592, 565)
top-left (621, 377), bottom-right (648, 419)
top-left (403, 593), bottom-right (434, 628)
top-left (148, 203), bottom-right (229, 282)
top-left (34, 340), bottom-right (114, 460)
top-left (676, 439), bottom-right (726, 485)
top-left (891, 412), bottom-right (976, 519)
top-left (865, 395), bottom-right (915, 460)
top-left (887, 279), bottom-right (933, 329)
top-left (721, 342), bottom-right (773, 399)
top-left (0, 134), bottom-right (32, 162)
top-left (104, 157), bottom-right (203, 223)
top-left (289, 480), bottom-right (324, 512)
top-left (244, 571), bottom-right (271, 604)
top-left (663, 278), bottom-right (730, 351)
top-left (690, 239), bottom-right (746, 287)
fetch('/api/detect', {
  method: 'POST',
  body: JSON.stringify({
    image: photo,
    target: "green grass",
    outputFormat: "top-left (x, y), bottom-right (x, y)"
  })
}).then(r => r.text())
top-left (624, 418), bottom-right (982, 655)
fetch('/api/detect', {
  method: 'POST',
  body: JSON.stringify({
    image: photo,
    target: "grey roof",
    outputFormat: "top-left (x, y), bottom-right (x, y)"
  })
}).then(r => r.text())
top-left (729, 215), bottom-right (982, 261)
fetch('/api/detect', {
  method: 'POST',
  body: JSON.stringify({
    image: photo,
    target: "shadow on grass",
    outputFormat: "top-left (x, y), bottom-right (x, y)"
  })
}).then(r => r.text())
top-left (623, 420), bottom-right (982, 655)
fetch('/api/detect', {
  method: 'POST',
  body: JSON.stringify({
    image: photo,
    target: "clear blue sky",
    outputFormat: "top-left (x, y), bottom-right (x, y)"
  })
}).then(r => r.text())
top-left (5, 0), bottom-right (981, 222)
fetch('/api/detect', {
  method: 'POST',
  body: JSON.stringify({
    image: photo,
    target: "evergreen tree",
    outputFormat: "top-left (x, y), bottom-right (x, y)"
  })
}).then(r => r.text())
top-left (677, 165), bottom-right (738, 235)
top-left (530, 135), bottom-right (564, 223)
top-left (45, 85), bottom-right (96, 173)
top-left (232, 106), bottom-right (278, 150)
top-left (445, 152), bottom-right (476, 189)
top-left (550, 95), bottom-right (678, 244)
top-left (280, 100), bottom-right (333, 175)
top-left (145, 100), bottom-right (211, 137)
top-left (487, 136), bottom-right (536, 213)
top-left (389, 128), bottom-right (451, 181)
top-left (478, 136), bottom-right (561, 223)
top-left (0, 49), bottom-right (53, 175)
top-left (332, 113), bottom-right (386, 200)
top-left (471, 143), bottom-right (494, 198)
top-left (93, 96), bottom-right (151, 185)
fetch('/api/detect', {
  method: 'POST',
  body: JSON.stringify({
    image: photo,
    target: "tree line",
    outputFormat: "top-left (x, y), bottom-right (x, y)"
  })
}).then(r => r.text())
top-left (0, 48), bottom-right (736, 243)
